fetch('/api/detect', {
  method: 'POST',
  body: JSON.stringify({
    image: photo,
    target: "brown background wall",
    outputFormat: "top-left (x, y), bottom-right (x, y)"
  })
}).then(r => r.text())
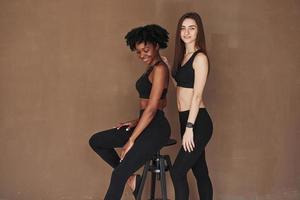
top-left (0, 0), bottom-right (299, 199)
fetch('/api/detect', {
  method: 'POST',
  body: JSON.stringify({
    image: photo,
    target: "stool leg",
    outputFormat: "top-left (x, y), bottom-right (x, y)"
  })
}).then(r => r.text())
top-left (150, 171), bottom-right (156, 199)
top-left (137, 160), bottom-right (150, 200)
top-left (159, 158), bottom-right (167, 200)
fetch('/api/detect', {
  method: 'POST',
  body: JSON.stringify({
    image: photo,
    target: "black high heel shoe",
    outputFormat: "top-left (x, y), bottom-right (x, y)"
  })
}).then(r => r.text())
top-left (132, 174), bottom-right (142, 199)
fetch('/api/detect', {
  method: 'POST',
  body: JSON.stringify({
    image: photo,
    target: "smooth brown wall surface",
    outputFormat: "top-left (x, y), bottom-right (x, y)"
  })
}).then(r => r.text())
top-left (1, 0), bottom-right (299, 199)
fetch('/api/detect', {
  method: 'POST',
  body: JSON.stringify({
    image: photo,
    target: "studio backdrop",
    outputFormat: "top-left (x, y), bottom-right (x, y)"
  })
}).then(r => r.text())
top-left (0, 0), bottom-right (299, 200)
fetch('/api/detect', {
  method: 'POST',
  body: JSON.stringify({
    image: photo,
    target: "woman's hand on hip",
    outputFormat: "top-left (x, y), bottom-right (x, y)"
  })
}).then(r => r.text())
top-left (182, 128), bottom-right (195, 152)
top-left (120, 139), bottom-right (134, 161)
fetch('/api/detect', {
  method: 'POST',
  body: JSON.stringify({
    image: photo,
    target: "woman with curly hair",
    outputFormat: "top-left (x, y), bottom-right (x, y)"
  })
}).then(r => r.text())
top-left (169, 12), bottom-right (214, 200)
top-left (89, 24), bottom-right (171, 200)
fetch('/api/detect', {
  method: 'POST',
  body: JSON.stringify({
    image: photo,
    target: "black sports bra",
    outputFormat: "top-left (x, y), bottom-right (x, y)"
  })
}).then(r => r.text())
top-left (136, 61), bottom-right (168, 100)
top-left (174, 50), bottom-right (202, 88)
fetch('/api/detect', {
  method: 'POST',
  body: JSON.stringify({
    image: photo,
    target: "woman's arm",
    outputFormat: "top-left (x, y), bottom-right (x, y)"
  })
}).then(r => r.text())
top-left (129, 64), bottom-right (168, 142)
top-left (182, 53), bottom-right (208, 152)
top-left (187, 53), bottom-right (208, 123)
top-left (120, 64), bottom-right (168, 159)
top-left (161, 56), bottom-right (177, 87)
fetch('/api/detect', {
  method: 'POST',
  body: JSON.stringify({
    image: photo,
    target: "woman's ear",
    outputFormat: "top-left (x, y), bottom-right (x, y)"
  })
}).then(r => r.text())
top-left (155, 43), bottom-right (160, 50)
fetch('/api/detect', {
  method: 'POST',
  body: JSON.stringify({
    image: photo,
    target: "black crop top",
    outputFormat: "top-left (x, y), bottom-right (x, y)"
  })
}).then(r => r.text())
top-left (174, 50), bottom-right (202, 88)
top-left (136, 63), bottom-right (168, 99)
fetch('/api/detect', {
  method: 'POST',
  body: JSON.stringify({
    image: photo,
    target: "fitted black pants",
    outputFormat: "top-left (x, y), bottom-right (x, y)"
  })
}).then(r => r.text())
top-left (171, 108), bottom-right (213, 200)
top-left (89, 110), bottom-right (170, 200)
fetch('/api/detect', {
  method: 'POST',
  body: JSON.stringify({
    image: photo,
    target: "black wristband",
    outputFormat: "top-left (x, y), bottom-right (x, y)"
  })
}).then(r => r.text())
top-left (186, 122), bottom-right (194, 128)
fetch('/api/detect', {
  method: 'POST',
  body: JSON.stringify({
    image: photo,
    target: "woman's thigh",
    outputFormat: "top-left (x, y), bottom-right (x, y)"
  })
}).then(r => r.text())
top-left (115, 120), bottom-right (170, 175)
top-left (90, 127), bottom-right (133, 148)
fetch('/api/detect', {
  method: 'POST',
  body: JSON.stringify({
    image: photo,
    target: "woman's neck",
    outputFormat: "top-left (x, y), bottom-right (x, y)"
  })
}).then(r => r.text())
top-left (185, 43), bottom-right (198, 54)
top-left (149, 55), bottom-right (162, 67)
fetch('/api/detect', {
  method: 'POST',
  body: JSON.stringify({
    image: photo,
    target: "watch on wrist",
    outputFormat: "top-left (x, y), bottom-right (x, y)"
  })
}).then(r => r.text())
top-left (186, 122), bottom-right (194, 128)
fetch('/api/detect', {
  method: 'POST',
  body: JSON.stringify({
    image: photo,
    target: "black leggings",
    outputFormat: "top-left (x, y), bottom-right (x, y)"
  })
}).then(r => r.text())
top-left (171, 108), bottom-right (213, 200)
top-left (89, 110), bottom-right (170, 200)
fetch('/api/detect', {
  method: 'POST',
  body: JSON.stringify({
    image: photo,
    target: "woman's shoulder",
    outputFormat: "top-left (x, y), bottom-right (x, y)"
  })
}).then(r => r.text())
top-left (154, 60), bottom-right (169, 71)
top-left (193, 52), bottom-right (208, 68)
top-left (194, 51), bottom-right (207, 60)
top-left (152, 61), bottom-right (169, 77)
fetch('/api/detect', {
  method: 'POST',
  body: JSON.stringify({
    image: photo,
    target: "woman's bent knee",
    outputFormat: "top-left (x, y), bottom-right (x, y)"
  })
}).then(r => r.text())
top-left (89, 133), bottom-right (99, 149)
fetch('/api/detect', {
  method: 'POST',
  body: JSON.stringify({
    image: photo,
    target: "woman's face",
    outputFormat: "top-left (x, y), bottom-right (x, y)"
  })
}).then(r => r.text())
top-left (135, 42), bottom-right (158, 65)
top-left (180, 18), bottom-right (198, 45)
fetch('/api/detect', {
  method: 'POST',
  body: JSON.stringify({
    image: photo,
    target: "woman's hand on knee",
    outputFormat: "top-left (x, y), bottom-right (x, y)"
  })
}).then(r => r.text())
top-left (114, 119), bottom-right (138, 131)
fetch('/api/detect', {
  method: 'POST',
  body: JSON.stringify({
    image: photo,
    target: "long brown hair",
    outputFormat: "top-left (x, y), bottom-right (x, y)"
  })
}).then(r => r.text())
top-left (172, 12), bottom-right (209, 77)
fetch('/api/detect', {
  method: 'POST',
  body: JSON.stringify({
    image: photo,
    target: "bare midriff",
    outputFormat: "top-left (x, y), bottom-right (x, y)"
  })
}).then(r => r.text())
top-left (139, 99), bottom-right (167, 110)
top-left (177, 86), bottom-right (205, 112)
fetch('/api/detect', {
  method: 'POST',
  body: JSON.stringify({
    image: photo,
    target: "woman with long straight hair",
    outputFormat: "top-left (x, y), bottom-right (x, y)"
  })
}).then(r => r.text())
top-left (169, 12), bottom-right (213, 200)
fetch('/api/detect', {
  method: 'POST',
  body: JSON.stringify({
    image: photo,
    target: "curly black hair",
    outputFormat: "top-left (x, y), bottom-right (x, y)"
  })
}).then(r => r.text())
top-left (125, 24), bottom-right (169, 51)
